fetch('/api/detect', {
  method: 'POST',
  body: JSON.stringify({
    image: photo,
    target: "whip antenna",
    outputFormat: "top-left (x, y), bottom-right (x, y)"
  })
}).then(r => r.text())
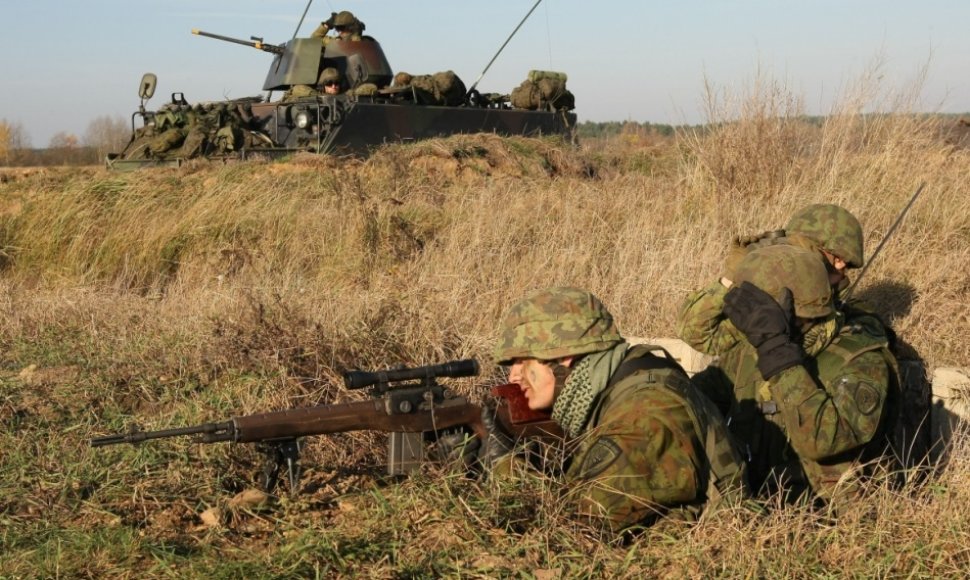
top-left (844, 181), bottom-right (927, 301)
top-left (467, 0), bottom-right (544, 95)
top-left (293, 0), bottom-right (314, 39)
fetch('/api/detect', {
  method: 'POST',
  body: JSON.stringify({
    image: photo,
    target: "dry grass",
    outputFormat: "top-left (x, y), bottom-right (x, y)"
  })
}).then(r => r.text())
top-left (1, 73), bottom-right (969, 576)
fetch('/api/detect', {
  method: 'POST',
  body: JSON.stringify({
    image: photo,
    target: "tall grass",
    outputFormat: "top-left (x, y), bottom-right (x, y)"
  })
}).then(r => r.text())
top-left (1, 73), bottom-right (968, 576)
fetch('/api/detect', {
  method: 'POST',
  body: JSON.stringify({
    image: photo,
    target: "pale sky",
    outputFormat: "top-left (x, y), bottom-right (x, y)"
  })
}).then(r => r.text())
top-left (1, 0), bottom-right (967, 147)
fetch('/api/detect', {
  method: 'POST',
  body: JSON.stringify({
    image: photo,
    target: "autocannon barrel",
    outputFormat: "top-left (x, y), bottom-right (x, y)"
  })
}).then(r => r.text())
top-left (191, 29), bottom-right (284, 55)
top-left (344, 359), bottom-right (480, 390)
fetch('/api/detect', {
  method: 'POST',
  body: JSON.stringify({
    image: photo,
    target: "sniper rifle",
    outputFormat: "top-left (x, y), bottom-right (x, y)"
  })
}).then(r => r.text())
top-left (91, 359), bottom-right (562, 493)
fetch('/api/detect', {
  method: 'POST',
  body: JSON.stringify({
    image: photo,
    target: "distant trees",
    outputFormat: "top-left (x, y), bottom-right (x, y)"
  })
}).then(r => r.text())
top-left (46, 131), bottom-right (93, 165)
top-left (83, 115), bottom-right (130, 161)
top-left (1, 115), bottom-right (132, 167)
top-left (0, 119), bottom-right (32, 166)
top-left (576, 120), bottom-right (678, 140)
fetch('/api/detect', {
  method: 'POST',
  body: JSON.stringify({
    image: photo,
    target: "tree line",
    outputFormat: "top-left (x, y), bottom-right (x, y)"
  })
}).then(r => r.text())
top-left (0, 116), bottom-right (130, 167)
top-left (576, 120), bottom-right (681, 139)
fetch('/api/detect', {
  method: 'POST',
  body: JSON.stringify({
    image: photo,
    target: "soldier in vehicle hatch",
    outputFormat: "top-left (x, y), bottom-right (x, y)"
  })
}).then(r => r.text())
top-left (280, 67), bottom-right (344, 102)
top-left (312, 10), bottom-right (367, 46)
top-left (678, 244), bottom-right (900, 507)
top-left (459, 287), bottom-right (749, 531)
top-left (319, 68), bottom-right (344, 95)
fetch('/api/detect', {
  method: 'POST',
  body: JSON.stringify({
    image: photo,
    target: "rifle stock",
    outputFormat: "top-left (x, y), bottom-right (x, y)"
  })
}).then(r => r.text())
top-left (491, 383), bottom-right (564, 439)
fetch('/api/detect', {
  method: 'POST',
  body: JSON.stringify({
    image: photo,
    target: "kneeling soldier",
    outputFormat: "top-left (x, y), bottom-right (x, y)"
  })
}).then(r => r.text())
top-left (679, 245), bottom-right (900, 505)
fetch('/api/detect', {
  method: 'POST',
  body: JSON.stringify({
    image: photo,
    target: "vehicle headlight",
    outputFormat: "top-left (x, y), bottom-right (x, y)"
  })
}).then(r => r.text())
top-left (295, 111), bottom-right (310, 129)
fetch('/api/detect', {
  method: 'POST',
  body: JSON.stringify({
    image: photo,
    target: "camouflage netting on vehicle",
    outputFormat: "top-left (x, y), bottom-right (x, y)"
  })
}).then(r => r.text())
top-left (351, 83), bottom-right (380, 97)
top-left (510, 70), bottom-right (575, 112)
top-left (407, 71), bottom-right (468, 106)
top-left (119, 99), bottom-right (268, 161)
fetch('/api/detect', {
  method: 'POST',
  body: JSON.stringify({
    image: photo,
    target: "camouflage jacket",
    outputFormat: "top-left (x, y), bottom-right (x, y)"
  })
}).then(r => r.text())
top-left (677, 281), bottom-right (899, 499)
top-left (723, 232), bottom-right (853, 299)
top-left (563, 343), bottom-right (747, 529)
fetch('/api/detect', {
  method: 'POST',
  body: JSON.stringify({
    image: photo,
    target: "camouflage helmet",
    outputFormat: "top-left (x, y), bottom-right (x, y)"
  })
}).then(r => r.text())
top-left (494, 287), bottom-right (623, 364)
top-left (785, 204), bottom-right (864, 268)
top-left (733, 245), bottom-right (833, 319)
top-left (319, 67), bottom-right (341, 84)
top-left (334, 11), bottom-right (359, 27)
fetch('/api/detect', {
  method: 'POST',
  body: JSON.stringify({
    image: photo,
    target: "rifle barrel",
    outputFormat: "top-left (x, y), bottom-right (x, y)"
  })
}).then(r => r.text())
top-left (90, 421), bottom-right (235, 447)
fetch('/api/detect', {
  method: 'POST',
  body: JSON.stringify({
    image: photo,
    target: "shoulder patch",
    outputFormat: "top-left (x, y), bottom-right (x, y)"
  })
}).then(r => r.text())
top-left (578, 437), bottom-right (622, 479)
top-left (853, 381), bottom-right (881, 415)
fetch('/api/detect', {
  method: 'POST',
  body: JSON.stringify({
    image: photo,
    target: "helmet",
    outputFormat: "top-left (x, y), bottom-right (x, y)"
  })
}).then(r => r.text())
top-left (493, 287), bottom-right (622, 364)
top-left (333, 11), bottom-right (358, 27)
top-left (393, 72), bottom-right (413, 87)
top-left (319, 67), bottom-right (341, 84)
top-left (785, 204), bottom-right (864, 268)
top-left (733, 245), bottom-right (833, 319)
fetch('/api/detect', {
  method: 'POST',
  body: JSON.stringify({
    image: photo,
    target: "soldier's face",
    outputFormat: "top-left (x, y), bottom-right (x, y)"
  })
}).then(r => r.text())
top-left (821, 250), bottom-right (848, 285)
top-left (507, 359), bottom-right (557, 411)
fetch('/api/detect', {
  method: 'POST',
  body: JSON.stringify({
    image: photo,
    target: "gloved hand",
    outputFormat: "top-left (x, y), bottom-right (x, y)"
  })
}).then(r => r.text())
top-left (723, 281), bottom-right (803, 379)
top-left (324, 12), bottom-right (337, 28)
top-left (433, 428), bottom-right (481, 469)
top-left (433, 405), bottom-right (515, 472)
top-left (478, 405), bottom-right (514, 468)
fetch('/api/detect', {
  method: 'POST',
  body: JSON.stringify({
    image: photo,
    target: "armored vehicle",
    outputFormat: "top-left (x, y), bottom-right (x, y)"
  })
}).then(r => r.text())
top-left (106, 30), bottom-right (577, 170)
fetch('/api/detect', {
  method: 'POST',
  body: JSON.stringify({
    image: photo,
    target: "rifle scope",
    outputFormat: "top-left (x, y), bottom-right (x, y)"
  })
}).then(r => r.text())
top-left (344, 359), bottom-right (480, 390)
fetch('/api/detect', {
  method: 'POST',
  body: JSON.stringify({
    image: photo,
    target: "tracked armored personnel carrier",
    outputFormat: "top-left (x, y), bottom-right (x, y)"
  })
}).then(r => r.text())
top-left (107, 30), bottom-right (577, 170)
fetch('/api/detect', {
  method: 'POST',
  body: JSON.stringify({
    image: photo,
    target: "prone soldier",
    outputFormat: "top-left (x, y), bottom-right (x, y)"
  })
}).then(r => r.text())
top-left (469, 287), bottom-right (748, 531)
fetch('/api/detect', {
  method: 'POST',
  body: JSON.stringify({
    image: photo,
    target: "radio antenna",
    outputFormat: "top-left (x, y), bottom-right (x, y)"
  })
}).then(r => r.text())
top-left (467, 0), bottom-right (543, 95)
top-left (293, 0), bottom-right (314, 39)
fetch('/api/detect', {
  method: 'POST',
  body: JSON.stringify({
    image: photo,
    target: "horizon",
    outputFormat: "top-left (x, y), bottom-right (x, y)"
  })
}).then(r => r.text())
top-left (2, 0), bottom-right (968, 147)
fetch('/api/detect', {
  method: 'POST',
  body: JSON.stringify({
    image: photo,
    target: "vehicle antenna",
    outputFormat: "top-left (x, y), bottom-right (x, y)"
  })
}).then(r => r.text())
top-left (467, 0), bottom-right (544, 95)
top-left (293, 0), bottom-right (315, 39)
top-left (843, 181), bottom-right (928, 301)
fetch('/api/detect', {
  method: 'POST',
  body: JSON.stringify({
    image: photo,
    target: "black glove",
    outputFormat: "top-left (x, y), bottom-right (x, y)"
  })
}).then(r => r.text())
top-left (433, 428), bottom-right (481, 469)
top-left (324, 12), bottom-right (337, 28)
top-left (478, 405), bottom-right (514, 468)
top-left (723, 281), bottom-right (803, 379)
top-left (433, 406), bottom-right (514, 472)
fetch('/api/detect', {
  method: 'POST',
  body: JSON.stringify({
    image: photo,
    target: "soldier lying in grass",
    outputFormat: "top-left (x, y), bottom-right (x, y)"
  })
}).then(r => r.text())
top-left (450, 287), bottom-right (749, 531)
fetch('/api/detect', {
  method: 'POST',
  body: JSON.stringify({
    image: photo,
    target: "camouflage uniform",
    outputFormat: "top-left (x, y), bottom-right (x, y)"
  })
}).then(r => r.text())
top-left (312, 11), bottom-right (365, 46)
top-left (495, 287), bottom-right (748, 529)
top-left (678, 246), bottom-right (899, 501)
top-left (723, 204), bottom-right (865, 299)
top-left (281, 68), bottom-right (343, 102)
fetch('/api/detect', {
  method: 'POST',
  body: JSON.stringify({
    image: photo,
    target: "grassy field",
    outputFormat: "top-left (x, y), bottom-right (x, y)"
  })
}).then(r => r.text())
top-left (2, 79), bottom-right (970, 577)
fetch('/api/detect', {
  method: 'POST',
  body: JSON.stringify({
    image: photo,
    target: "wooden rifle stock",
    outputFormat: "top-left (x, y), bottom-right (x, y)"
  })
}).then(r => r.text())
top-left (491, 383), bottom-right (564, 440)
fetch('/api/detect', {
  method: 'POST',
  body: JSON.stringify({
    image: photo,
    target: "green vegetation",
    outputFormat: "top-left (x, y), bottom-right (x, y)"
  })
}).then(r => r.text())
top-left (2, 79), bottom-right (970, 576)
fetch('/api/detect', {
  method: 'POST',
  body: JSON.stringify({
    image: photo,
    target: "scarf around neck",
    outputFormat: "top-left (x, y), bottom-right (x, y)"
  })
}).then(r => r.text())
top-left (551, 342), bottom-right (629, 437)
